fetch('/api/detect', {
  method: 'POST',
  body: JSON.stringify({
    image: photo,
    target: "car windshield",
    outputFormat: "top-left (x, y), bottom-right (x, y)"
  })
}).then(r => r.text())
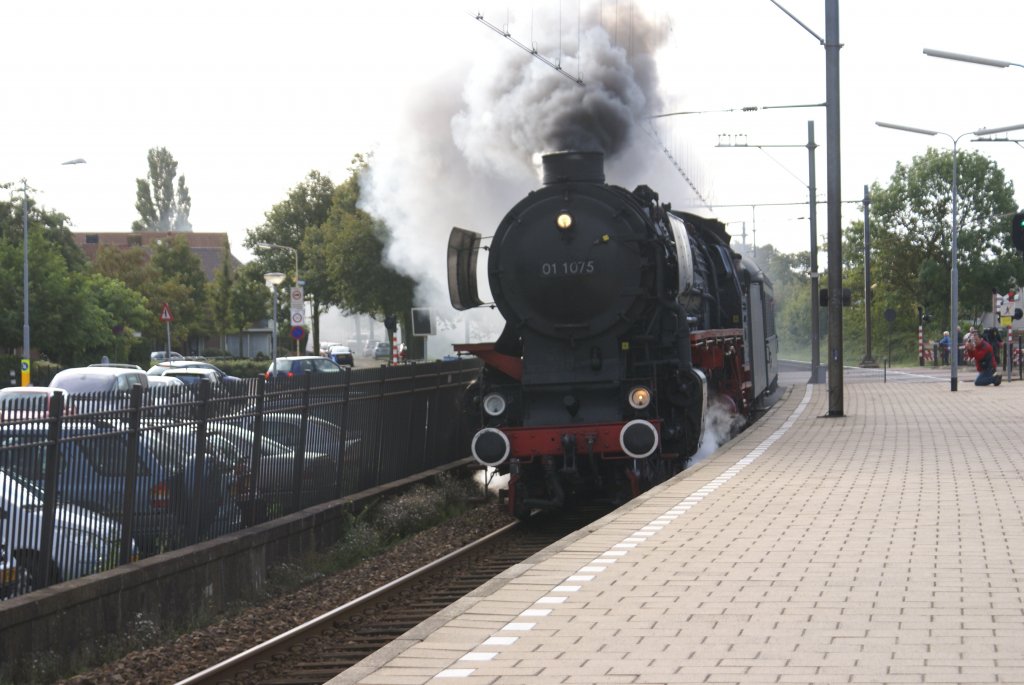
top-left (51, 374), bottom-right (117, 393)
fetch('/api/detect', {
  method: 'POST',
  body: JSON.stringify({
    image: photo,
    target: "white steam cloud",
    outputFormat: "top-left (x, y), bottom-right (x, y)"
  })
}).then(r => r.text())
top-left (359, 4), bottom-right (694, 356)
top-left (691, 398), bottom-right (748, 464)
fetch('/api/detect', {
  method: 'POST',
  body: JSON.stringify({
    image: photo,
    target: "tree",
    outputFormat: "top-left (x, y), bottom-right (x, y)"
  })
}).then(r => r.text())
top-left (149, 236), bottom-right (209, 352)
top-left (245, 171), bottom-right (334, 353)
top-left (842, 148), bottom-right (1022, 362)
top-left (209, 236), bottom-right (234, 348)
top-left (228, 263), bottom-right (272, 358)
top-left (736, 242), bottom-right (818, 358)
top-left (310, 158), bottom-right (417, 349)
top-left (132, 147), bottom-right (192, 232)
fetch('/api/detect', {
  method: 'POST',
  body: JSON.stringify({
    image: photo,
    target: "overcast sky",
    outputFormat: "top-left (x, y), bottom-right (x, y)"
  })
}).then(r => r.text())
top-left (3, 0), bottom-right (1024, 321)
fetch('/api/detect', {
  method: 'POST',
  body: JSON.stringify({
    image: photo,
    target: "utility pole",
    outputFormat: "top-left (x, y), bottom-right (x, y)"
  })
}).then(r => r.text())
top-left (861, 185), bottom-right (877, 367)
top-left (824, 0), bottom-right (844, 416)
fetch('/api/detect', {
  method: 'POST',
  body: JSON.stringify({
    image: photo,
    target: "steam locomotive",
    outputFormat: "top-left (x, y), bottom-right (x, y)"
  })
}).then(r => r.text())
top-left (447, 151), bottom-right (778, 519)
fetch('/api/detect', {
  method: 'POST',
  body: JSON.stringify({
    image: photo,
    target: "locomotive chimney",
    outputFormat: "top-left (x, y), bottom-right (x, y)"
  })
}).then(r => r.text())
top-left (541, 151), bottom-right (605, 185)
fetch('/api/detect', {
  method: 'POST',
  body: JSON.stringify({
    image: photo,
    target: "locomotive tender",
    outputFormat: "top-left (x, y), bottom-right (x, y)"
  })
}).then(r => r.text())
top-left (448, 151), bottom-right (778, 519)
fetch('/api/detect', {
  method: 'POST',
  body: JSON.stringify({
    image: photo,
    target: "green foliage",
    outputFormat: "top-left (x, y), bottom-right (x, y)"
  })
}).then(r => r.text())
top-left (861, 147), bottom-right (1020, 328)
top-left (307, 157), bottom-right (416, 341)
top-left (227, 262), bottom-right (272, 358)
top-left (210, 237), bottom-right (233, 338)
top-left (206, 358), bottom-right (268, 378)
top-left (148, 236), bottom-right (209, 350)
top-left (321, 476), bottom-right (480, 571)
top-left (132, 147), bottom-right (192, 232)
top-left (246, 170), bottom-right (335, 352)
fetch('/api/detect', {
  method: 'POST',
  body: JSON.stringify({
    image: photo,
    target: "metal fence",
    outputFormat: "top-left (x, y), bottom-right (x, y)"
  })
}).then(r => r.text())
top-left (0, 359), bottom-right (480, 598)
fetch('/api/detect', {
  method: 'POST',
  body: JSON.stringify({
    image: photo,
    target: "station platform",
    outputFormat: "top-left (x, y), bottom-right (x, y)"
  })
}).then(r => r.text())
top-left (331, 367), bottom-right (1024, 684)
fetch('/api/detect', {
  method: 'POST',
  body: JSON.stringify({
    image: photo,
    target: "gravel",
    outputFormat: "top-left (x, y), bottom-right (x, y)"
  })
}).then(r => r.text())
top-left (58, 500), bottom-right (515, 685)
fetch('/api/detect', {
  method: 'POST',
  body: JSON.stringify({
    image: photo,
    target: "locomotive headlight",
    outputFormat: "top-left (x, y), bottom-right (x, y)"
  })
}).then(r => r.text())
top-left (482, 392), bottom-right (507, 417)
top-left (628, 386), bottom-right (652, 410)
top-left (556, 212), bottom-right (573, 230)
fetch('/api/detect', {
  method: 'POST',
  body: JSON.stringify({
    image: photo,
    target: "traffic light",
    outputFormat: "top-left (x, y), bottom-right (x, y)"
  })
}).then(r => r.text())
top-left (1011, 210), bottom-right (1024, 252)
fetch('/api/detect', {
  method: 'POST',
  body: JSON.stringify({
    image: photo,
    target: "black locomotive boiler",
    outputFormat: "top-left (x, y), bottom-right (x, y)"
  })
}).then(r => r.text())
top-left (447, 151), bottom-right (778, 519)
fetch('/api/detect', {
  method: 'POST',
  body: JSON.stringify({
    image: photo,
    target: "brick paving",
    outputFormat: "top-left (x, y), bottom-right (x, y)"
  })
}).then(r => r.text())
top-left (330, 373), bottom-right (1024, 685)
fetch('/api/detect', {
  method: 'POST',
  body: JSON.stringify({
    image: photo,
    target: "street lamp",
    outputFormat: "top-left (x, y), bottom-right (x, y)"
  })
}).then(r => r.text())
top-left (256, 242), bottom-right (301, 354)
top-left (875, 121), bottom-right (1024, 391)
top-left (16, 158), bottom-right (86, 386)
top-left (264, 272), bottom-right (286, 370)
top-left (923, 48), bottom-right (1024, 70)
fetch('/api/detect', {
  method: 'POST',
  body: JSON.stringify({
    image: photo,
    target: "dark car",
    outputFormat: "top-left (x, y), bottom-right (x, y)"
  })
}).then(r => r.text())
top-left (328, 345), bottom-right (354, 367)
top-left (203, 422), bottom-right (337, 522)
top-left (226, 412), bottom-right (360, 462)
top-left (148, 360), bottom-right (247, 414)
top-left (0, 420), bottom-right (228, 554)
top-left (147, 359), bottom-right (239, 382)
top-left (265, 356), bottom-right (345, 379)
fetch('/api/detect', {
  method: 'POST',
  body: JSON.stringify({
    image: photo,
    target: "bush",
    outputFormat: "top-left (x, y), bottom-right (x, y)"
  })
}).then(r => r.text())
top-left (321, 475), bottom-right (480, 571)
top-left (0, 356), bottom-right (61, 388)
top-left (215, 359), bottom-right (270, 378)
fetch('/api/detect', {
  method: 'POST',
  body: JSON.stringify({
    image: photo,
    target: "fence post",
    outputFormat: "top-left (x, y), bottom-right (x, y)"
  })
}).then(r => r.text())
top-left (290, 374), bottom-right (312, 513)
top-left (332, 369), bottom-right (352, 500)
top-left (120, 384), bottom-right (143, 564)
top-left (189, 380), bottom-right (210, 545)
top-left (246, 376), bottom-right (266, 526)
top-left (38, 391), bottom-right (65, 587)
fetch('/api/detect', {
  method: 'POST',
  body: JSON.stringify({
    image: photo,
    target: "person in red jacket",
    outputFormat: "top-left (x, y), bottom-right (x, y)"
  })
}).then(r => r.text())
top-left (964, 335), bottom-right (1002, 386)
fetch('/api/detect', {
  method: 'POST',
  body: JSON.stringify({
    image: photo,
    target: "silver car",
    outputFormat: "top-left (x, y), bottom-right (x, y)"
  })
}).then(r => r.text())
top-left (0, 470), bottom-right (137, 594)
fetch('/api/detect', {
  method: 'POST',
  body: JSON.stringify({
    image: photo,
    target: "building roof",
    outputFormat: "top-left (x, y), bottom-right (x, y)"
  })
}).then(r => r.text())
top-left (72, 231), bottom-right (242, 281)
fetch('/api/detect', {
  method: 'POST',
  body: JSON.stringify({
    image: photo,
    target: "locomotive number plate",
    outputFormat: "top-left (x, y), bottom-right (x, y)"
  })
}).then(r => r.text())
top-left (540, 260), bottom-right (595, 276)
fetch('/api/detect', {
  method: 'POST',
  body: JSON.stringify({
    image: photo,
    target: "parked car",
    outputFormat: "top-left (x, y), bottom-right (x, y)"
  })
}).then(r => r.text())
top-left (0, 420), bottom-right (226, 554)
top-left (265, 356), bottom-right (345, 379)
top-left (150, 351), bottom-right (185, 363)
top-left (145, 375), bottom-right (186, 391)
top-left (148, 361), bottom-right (246, 413)
top-left (0, 544), bottom-right (23, 599)
top-left (147, 360), bottom-right (240, 383)
top-left (328, 345), bottom-right (354, 367)
top-left (225, 412), bottom-right (360, 460)
top-left (372, 342), bottom-right (391, 359)
top-left (0, 387), bottom-right (69, 420)
top-left (0, 468), bottom-right (137, 592)
top-left (159, 367), bottom-right (222, 390)
top-left (203, 421), bottom-right (337, 521)
top-left (50, 366), bottom-right (150, 394)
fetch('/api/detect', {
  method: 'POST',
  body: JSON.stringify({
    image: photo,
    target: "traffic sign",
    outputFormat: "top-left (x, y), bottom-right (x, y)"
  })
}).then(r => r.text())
top-left (290, 326), bottom-right (305, 340)
top-left (290, 311), bottom-right (305, 325)
top-left (290, 286), bottom-right (303, 304)
top-left (159, 303), bottom-right (173, 322)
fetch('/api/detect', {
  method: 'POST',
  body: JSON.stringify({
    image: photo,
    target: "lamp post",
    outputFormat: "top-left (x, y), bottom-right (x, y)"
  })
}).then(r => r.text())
top-left (16, 158), bottom-right (86, 386)
top-left (264, 272), bottom-right (286, 371)
top-left (875, 121), bottom-right (1024, 391)
top-left (256, 242), bottom-right (301, 354)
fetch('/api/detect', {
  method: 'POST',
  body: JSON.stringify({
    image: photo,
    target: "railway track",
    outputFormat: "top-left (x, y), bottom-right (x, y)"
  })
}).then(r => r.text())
top-left (176, 506), bottom-right (609, 685)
